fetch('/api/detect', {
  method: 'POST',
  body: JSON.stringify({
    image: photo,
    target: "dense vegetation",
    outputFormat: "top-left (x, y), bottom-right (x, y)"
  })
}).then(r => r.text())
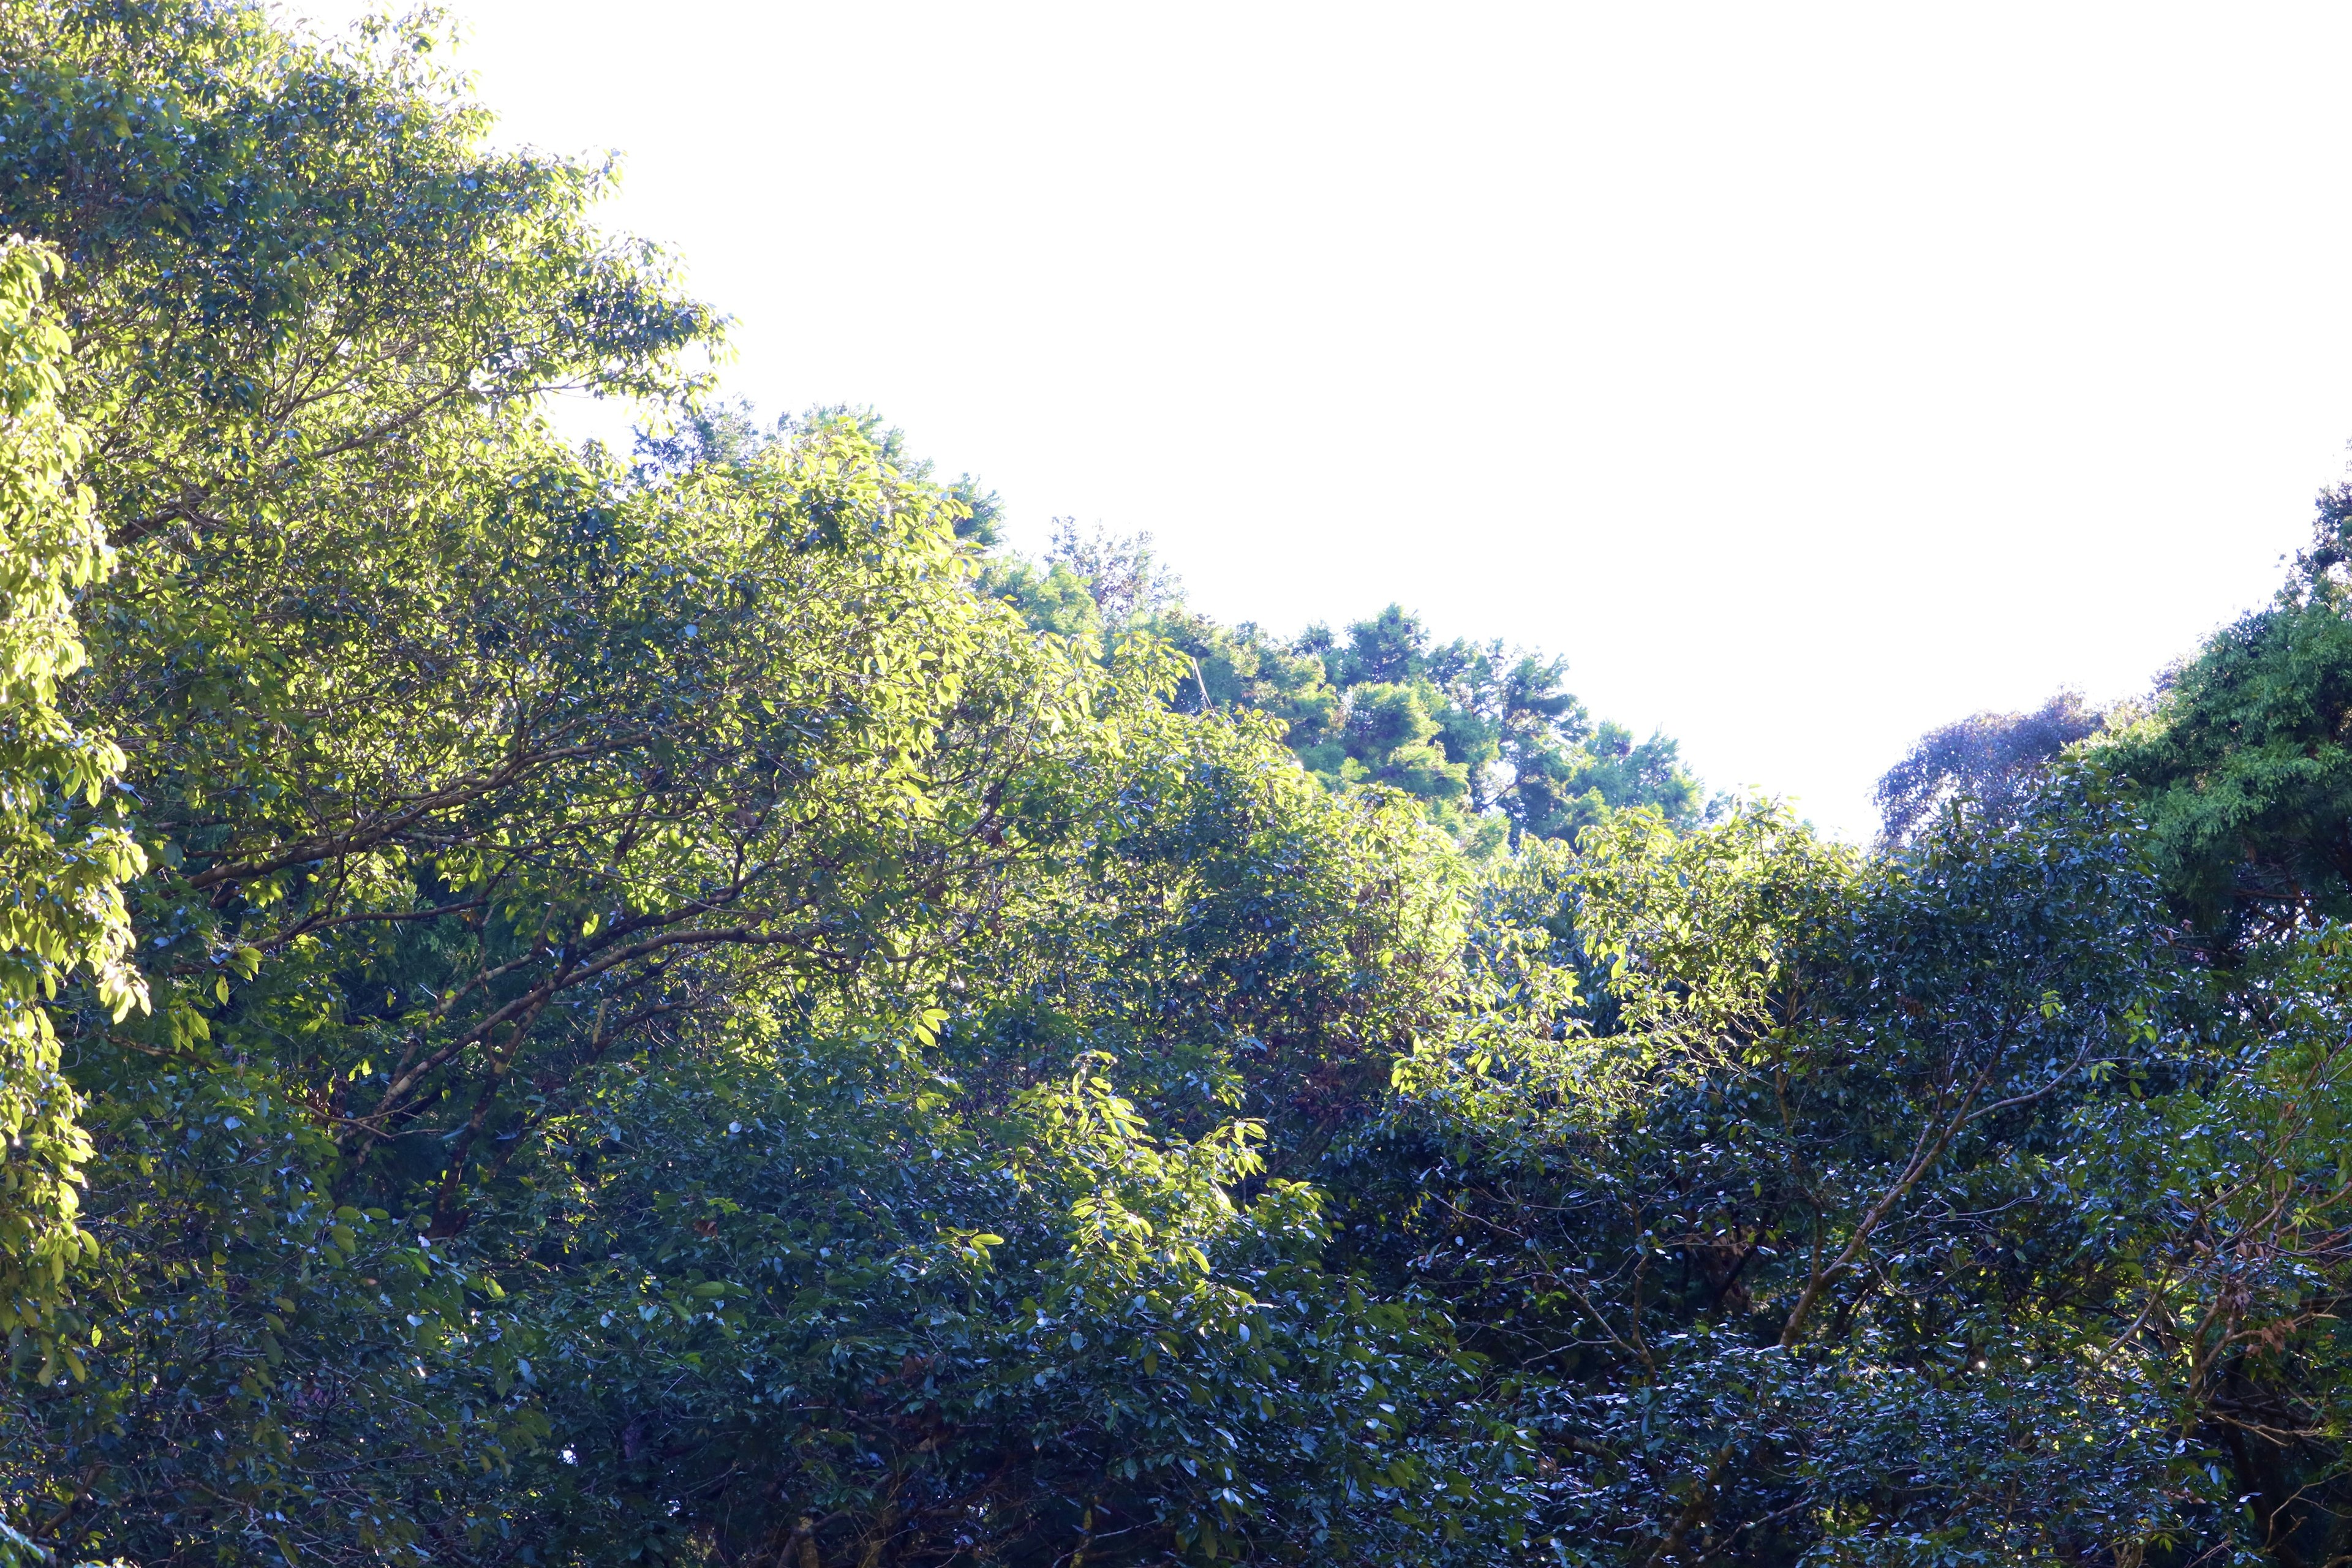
top-left (661, 411), bottom-right (1716, 850)
top-left (979, 521), bottom-right (1714, 848)
top-left (6, 5), bottom-right (2352, 1565)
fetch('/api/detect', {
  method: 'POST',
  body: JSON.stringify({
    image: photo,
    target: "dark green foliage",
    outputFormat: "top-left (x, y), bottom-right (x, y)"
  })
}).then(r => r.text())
top-left (2095, 486), bottom-right (2352, 952)
top-left (10, 4), bottom-right (2352, 1566)
top-left (1362, 783), bottom-right (2352, 1563)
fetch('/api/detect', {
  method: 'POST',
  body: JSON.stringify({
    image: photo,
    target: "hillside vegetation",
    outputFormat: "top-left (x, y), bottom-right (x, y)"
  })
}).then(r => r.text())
top-left (4, 6), bottom-right (2352, 1566)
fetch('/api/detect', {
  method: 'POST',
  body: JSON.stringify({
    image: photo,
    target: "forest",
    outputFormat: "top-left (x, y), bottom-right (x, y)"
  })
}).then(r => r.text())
top-left (6, 4), bottom-right (2352, 1565)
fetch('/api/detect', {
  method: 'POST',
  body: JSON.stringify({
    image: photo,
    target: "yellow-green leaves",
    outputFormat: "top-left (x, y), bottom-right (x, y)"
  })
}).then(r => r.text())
top-left (1572, 801), bottom-right (1856, 1090)
top-left (0, 239), bottom-right (146, 1332)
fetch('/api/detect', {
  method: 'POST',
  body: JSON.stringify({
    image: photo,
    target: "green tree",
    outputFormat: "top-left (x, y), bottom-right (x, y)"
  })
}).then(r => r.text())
top-left (455, 704), bottom-right (1525, 1566)
top-left (2094, 487), bottom-right (2352, 953)
top-left (0, 238), bottom-right (145, 1353)
top-left (29, 3), bottom-right (2352, 1565)
top-left (0, 14), bottom-right (1523, 1563)
top-left (983, 568), bottom-right (1715, 850)
top-left (1355, 772), bottom-right (2352, 1564)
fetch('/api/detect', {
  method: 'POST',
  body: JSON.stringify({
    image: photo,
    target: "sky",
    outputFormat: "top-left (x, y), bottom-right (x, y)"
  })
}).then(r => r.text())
top-left (287, 1), bottom-right (2352, 839)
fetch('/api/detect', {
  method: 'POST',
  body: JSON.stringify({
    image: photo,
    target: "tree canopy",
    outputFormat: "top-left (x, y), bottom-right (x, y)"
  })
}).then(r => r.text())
top-left (979, 526), bottom-right (1716, 849)
top-left (4, 4), bottom-right (2352, 1566)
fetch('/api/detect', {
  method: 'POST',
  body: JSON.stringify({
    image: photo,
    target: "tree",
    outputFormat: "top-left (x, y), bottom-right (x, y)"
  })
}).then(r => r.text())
top-left (2093, 486), bottom-right (2352, 952)
top-left (1044, 519), bottom-right (1183, 627)
top-left (1362, 778), bottom-right (2352, 1563)
top-left (1502, 719), bottom-right (1705, 846)
top-left (469, 707), bottom-right (1522, 1566)
top-left (979, 570), bottom-right (1716, 850)
top-left (20, 2), bottom-right (2352, 1563)
top-left (1874, 690), bottom-right (2106, 848)
top-left (0, 238), bottom-right (144, 1361)
top-left (0, 10), bottom-right (1520, 1562)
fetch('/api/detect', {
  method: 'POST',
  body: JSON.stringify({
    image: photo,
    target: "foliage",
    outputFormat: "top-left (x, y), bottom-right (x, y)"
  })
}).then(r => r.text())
top-left (9, 2), bottom-right (2352, 1565)
top-left (0, 237), bottom-right (144, 1354)
top-left (1874, 690), bottom-right (2107, 848)
top-left (1368, 782), bottom-right (2352, 1562)
top-left (2095, 486), bottom-right (2352, 952)
top-left (982, 539), bottom-right (1716, 850)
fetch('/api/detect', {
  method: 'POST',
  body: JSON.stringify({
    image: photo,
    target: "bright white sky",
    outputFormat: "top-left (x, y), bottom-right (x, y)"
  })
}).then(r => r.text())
top-left (287, 1), bottom-right (2352, 839)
